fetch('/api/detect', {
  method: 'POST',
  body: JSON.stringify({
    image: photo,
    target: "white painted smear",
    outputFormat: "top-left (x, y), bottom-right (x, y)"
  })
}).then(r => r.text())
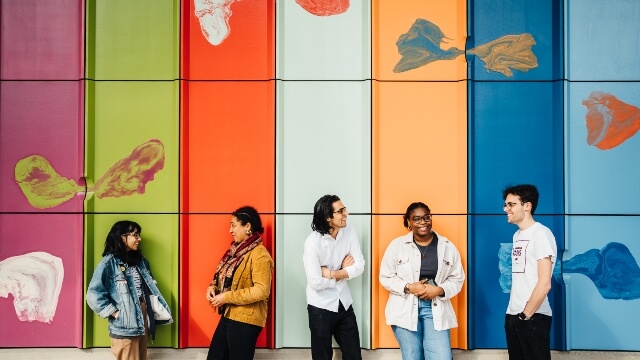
top-left (194, 0), bottom-right (238, 46)
top-left (0, 252), bottom-right (64, 323)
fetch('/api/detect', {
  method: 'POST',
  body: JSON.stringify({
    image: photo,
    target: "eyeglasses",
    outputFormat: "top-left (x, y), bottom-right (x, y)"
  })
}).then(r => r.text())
top-left (333, 207), bottom-right (347, 215)
top-left (124, 233), bottom-right (141, 239)
top-left (411, 215), bottom-right (432, 223)
top-left (503, 202), bottom-right (524, 210)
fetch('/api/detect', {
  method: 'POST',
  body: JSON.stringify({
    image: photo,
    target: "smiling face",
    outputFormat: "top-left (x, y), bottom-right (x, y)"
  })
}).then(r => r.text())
top-left (229, 216), bottom-right (251, 243)
top-left (121, 231), bottom-right (141, 251)
top-left (408, 207), bottom-right (432, 238)
top-left (327, 200), bottom-right (348, 231)
top-left (504, 193), bottom-right (527, 225)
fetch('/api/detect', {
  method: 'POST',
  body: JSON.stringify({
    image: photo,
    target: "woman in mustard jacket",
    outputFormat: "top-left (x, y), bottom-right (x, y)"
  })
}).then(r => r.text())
top-left (205, 206), bottom-right (274, 360)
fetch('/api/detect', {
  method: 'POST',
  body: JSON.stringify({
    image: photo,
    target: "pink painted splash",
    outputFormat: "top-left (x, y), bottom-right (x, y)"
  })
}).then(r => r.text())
top-left (14, 139), bottom-right (165, 208)
top-left (0, 252), bottom-right (64, 323)
top-left (91, 139), bottom-right (165, 198)
top-left (583, 92), bottom-right (640, 150)
top-left (296, 0), bottom-right (349, 16)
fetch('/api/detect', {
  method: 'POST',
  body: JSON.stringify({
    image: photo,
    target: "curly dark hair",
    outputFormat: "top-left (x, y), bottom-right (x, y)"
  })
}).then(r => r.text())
top-left (232, 206), bottom-right (264, 234)
top-left (503, 184), bottom-right (539, 214)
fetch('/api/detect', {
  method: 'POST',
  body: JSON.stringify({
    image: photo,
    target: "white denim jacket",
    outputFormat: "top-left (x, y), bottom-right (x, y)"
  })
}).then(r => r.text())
top-left (379, 231), bottom-right (465, 331)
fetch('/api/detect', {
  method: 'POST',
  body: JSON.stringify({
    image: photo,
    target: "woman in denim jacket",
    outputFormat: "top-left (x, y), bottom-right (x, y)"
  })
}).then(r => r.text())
top-left (87, 220), bottom-right (172, 360)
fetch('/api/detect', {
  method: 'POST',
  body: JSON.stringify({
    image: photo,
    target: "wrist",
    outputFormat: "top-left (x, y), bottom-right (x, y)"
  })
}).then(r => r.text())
top-left (518, 311), bottom-right (531, 320)
top-left (404, 283), bottom-right (410, 295)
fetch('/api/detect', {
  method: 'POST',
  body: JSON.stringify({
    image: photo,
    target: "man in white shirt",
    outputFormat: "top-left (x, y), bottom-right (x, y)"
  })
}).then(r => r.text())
top-left (303, 194), bottom-right (365, 360)
top-left (503, 184), bottom-right (557, 360)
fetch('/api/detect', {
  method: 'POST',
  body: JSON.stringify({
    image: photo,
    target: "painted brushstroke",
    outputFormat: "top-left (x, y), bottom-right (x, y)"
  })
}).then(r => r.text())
top-left (498, 242), bottom-right (561, 293)
top-left (563, 242), bottom-right (640, 300)
top-left (15, 155), bottom-right (84, 209)
top-left (0, 252), bottom-right (64, 323)
top-left (194, 0), bottom-right (238, 46)
top-left (468, 34), bottom-right (538, 77)
top-left (91, 139), bottom-right (165, 199)
top-left (296, 0), bottom-right (349, 16)
top-left (393, 19), bottom-right (464, 73)
top-left (583, 92), bottom-right (640, 150)
top-left (14, 139), bottom-right (165, 209)
top-left (498, 243), bottom-right (512, 293)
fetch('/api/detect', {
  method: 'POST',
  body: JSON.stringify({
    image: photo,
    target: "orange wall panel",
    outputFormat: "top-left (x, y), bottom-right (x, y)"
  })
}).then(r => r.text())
top-left (373, 0), bottom-right (467, 81)
top-left (372, 81), bottom-right (468, 348)
top-left (180, 81), bottom-right (275, 347)
top-left (182, 0), bottom-right (274, 80)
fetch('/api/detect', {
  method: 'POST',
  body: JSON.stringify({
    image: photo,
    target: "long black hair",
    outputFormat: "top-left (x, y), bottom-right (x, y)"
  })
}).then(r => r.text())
top-left (103, 220), bottom-right (142, 265)
top-left (232, 206), bottom-right (264, 234)
top-left (311, 194), bottom-right (340, 235)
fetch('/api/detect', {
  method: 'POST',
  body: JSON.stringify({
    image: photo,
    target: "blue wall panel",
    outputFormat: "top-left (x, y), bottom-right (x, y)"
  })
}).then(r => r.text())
top-left (469, 81), bottom-right (565, 349)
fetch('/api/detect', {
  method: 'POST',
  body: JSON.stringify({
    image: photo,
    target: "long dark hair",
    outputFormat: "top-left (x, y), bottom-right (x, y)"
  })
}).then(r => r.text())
top-left (103, 220), bottom-right (142, 265)
top-left (311, 194), bottom-right (340, 235)
top-left (232, 206), bottom-right (264, 234)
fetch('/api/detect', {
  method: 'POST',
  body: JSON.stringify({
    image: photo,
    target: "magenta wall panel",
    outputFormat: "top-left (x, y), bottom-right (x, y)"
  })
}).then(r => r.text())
top-left (0, 81), bottom-right (84, 346)
top-left (0, 0), bottom-right (84, 80)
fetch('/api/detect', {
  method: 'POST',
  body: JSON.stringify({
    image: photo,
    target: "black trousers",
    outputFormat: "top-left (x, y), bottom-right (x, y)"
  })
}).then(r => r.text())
top-left (307, 302), bottom-right (362, 360)
top-left (505, 314), bottom-right (552, 360)
top-left (207, 316), bottom-right (263, 360)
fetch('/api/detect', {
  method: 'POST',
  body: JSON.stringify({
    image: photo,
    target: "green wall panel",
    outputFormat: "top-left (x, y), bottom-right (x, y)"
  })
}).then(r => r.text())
top-left (83, 80), bottom-right (178, 347)
top-left (86, 0), bottom-right (179, 80)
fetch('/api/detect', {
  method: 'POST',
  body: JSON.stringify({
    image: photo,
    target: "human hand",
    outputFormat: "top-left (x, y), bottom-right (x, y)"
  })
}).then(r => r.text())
top-left (321, 266), bottom-right (332, 279)
top-left (341, 254), bottom-right (354, 268)
top-left (112, 310), bottom-right (119, 319)
top-left (206, 286), bottom-right (216, 302)
top-left (211, 293), bottom-right (226, 308)
top-left (416, 284), bottom-right (443, 300)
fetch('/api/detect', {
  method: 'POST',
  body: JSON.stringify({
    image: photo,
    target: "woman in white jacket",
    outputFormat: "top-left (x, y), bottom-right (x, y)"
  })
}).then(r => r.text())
top-left (379, 202), bottom-right (465, 360)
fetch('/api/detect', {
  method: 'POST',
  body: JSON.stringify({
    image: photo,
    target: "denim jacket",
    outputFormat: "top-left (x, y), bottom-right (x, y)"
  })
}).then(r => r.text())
top-left (86, 254), bottom-right (173, 337)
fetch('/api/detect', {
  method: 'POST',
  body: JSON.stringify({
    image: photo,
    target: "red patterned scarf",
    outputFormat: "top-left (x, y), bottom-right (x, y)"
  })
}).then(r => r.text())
top-left (212, 233), bottom-right (262, 295)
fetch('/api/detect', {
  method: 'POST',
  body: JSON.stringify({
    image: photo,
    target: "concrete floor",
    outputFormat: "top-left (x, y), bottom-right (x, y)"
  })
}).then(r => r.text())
top-left (0, 348), bottom-right (639, 359)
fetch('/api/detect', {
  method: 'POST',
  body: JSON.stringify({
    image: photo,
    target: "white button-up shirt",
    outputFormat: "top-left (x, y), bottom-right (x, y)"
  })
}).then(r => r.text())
top-left (303, 225), bottom-right (365, 312)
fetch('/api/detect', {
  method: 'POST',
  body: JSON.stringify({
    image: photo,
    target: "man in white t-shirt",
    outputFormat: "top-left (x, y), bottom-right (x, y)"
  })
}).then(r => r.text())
top-left (502, 184), bottom-right (557, 360)
top-left (303, 194), bottom-right (365, 360)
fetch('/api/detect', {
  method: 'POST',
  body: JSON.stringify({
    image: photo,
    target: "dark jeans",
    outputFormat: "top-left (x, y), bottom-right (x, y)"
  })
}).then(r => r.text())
top-left (207, 316), bottom-right (263, 360)
top-left (505, 314), bottom-right (552, 360)
top-left (307, 302), bottom-right (362, 360)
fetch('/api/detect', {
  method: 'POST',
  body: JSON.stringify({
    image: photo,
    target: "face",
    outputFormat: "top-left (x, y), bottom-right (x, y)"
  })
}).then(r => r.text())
top-left (229, 216), bottom-right (251, 243)
top-left (408, 207), bottom-right (432, 237)
top-left (327, 200), bottom-right (348, 230)
top-left (504, 193), bottom-right (527, 225)
top-left (121, 231), bottom-right (141, 251)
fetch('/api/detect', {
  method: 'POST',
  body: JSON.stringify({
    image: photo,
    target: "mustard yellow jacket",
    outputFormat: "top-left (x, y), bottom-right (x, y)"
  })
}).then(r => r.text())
top-left (222, 244), bottom-right (273, 327)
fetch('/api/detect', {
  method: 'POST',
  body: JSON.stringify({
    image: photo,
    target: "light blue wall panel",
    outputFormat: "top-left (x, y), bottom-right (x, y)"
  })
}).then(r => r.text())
top-left (275, 81), bottom-right (371, 348)
top-left (468, 0), bottom-right (563, 81)
top-left (468, 81), bottom-right (565, 349)
top-left (564, 216), bottom-right (640, 350)
top-left (276, 1), bottom-right (370, 80)
top-left (566, 0), bottom-right (640, 81)
top-left (566, 82), bottom-right (640, 214)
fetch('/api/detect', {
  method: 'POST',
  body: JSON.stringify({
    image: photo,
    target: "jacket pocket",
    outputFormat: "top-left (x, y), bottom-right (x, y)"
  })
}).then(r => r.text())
top-left (397, 257), bottom-right (413, 278)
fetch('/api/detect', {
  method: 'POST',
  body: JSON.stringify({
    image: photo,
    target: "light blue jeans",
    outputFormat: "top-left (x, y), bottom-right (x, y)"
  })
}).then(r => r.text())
top-left (391, 298), bottom-right (452, 360)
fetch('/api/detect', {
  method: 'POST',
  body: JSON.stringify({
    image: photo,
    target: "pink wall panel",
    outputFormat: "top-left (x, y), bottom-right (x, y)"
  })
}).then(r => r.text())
top-left (0, 0), bottom-right (84, 80)
top-left (0, 81), bottom-right (84, 213)
top-left (0, 81), bottom-right (84, 347)
top-left (0, 212), bottom-right (84, 347)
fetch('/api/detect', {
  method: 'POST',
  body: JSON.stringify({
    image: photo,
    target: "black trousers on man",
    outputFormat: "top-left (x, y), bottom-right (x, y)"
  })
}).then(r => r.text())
top-left (505, 313), bottom-right (552, 360)
top-left (307, 302), bottom-right (362, 360)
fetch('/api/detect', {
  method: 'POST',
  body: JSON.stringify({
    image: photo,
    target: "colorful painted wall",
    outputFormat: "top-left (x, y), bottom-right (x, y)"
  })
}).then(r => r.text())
top-left (1, 0), bottom-right (639, 352)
